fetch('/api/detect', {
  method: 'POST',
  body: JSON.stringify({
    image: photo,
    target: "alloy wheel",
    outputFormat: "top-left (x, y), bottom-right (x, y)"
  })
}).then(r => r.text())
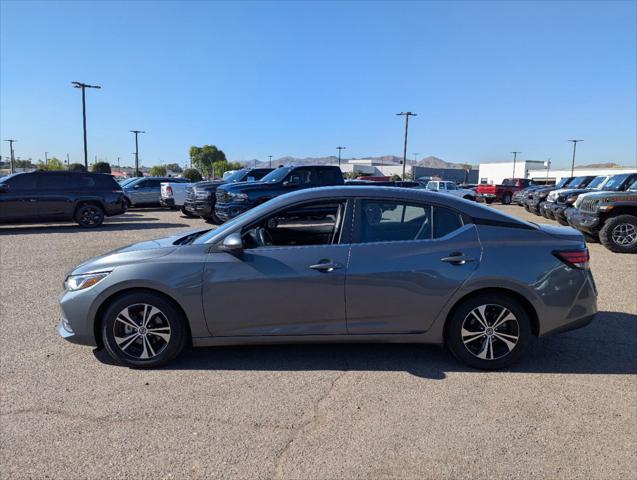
top-left (113, 303), bottom-right (171, 359)
top-left (611, 223), bottom-right (637, 247)
top-left (80, 207), bottom-right (102, 226)
top-left (461, 304), bottom-right (519, 360)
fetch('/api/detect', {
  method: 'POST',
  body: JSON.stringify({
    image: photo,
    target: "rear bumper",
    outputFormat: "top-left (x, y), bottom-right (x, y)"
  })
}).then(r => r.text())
top-left (160, 197), bottom-right (176, 207)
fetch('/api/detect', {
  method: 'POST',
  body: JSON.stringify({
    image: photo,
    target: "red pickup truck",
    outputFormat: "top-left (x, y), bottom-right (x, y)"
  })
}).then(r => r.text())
top-left (476, 178), bottom-right (534, 204)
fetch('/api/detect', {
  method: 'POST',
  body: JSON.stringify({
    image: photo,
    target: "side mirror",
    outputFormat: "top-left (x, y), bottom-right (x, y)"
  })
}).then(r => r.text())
top-left (220, 232), bottom-right (243, 253)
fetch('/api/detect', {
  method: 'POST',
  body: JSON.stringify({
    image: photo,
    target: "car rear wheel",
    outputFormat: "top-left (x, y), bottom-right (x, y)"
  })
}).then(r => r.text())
top-left (446, 294), bottom-right (532, 370)
top-left (204, 213), bottom-right (223, 225)
top-left (599, 215), bottom-right (637, 253)
top-left (181, 207), bottom-right (197, 218)
top-left (75, 204), bottom-right (104, 228)
top-left (485, 198), bottom-right (494, 205)
top-left (101, 292), bottom-right (188, 368)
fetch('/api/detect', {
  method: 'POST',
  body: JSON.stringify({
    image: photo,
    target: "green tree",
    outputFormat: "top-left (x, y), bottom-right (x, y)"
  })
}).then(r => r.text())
top-left (15, 159), bottom-right (34, 169)
top-left (92, 161), bottom-right (111, 174)
top-left (182, 168), bottom-right (203, 182)
top-left (150, 165), bottom-right (167, 176)
top-left (37, 157), bottom-right (64, 171)
top-left (165, 163), bottom-right (183, 173)
top-left (189, 145), bottom-right (227, 178)
top-left (68, 163), bottom-right (86, 172)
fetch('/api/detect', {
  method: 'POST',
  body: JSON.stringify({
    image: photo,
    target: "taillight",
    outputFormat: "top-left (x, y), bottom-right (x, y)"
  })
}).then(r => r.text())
top-left (553, 249), bottom-right (590, 269)
top-left (166, 185), bottom-right (173, 196)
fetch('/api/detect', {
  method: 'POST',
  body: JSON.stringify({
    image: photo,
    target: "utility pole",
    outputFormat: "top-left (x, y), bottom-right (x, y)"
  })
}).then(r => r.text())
top-left (268, 155), bottom-right (273, 168)
top-left (4, 139), bottom-right (16, 174)
top-left (396, 112), bottom-right (417, 179)
top-left (511, 151), bottom-right (521, 178)
top-left (72, 81), bottom-right (101, 170)
top-left (336, 146), bottom-right (346, 167)
top-left (130, 130), bottom-right (145, 176)
top-left (66, 153), bottom-right (70, 169)
top-left (545, 158), bottom-right (551, 184)
top-left (568, 139), bottom-right (583, 177)
top-left (254, 159), bottom-right (257, 168)
top-left (117, 157), bottom-right (120, 169)
top-left (45, 151), bottom-right (49, 167)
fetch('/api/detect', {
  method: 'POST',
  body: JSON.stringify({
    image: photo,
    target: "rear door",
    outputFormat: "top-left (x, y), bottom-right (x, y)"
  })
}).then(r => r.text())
top-left (0, 173), bottom-right (39, 220)
top-left (36, 173), bottom-right (75, 218)
top-left (345, 198), bottom-right (481, 334)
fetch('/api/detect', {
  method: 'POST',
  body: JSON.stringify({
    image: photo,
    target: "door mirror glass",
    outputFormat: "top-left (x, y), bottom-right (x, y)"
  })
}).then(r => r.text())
top-left (220, 232), bottom-right (243, 253)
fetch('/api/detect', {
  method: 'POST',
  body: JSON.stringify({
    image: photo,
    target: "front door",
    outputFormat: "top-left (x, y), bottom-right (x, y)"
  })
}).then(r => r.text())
top-left (36, 173), bottom-right (75, 219)
top-left (202, 200), bottom-right (350, 336)
top-left (345, 199), bottom-right (481, 334)
top-left (0, 172), bottom-right (39, 221)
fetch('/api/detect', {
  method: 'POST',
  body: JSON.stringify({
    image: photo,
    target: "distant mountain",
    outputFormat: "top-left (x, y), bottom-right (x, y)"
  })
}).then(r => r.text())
top-left (242, 155), bottom-right (474, 169)
top-left (578, 162), bottom-right (626, 169)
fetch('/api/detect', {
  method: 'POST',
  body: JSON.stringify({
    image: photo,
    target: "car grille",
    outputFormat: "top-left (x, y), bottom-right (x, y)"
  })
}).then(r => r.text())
top-left (216, 189), bottom-right (231, 204)
top-left (578, 198), bottom-right (597, 213)
top-left (185, 187), bottom-right (195, 203)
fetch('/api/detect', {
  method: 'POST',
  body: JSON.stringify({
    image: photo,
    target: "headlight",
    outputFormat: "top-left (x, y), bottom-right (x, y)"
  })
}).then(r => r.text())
top-left (565, 195), bottom-right (578, 204)
top-left (195, 191), bottom-right (211, 199)
top-left (229, 192), bottom-right (249, 202)
top-left (64, 272), bottom-right (110, 291)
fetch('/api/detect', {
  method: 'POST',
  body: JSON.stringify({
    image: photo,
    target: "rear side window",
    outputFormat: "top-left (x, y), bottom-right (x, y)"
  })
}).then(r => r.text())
top-left (358, 200), bottom-right (432, 243)
top-left (5, 173), bottom-right (37, 190)
top-left (433, 206), bottom-right (463, 238)
top-left (316, 168), bottom-right (343, 186)
top-left (92, 174), bottom-right (119, 189)
top-left (39, 174), bottom-right (69, 189)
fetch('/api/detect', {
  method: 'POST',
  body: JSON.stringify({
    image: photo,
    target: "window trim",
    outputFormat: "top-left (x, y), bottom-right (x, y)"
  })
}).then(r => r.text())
top-left (351, 198), bottom-right (466, 245)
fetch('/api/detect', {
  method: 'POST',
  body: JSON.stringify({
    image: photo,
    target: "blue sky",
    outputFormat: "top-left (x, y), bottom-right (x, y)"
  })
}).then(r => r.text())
top-left (1, 0), bottom-right (636, 169)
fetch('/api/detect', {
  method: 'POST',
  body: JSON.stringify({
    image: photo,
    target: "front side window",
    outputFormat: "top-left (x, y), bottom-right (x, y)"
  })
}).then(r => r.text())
top-left (4, 173), bottom-right (37, 190)
top-left (426, 182), bottom-right (438, 191)
top-left (286, 168), bottom-right (313, 185)
top-left (242, 201), bottom-right (345, 248)
top-left (39, 174), bottom-right (70, 189)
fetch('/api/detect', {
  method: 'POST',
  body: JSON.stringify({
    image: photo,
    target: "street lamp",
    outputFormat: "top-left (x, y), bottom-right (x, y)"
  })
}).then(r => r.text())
top-left (336, 146), bottom-right (346, 167)
top-left (511, 151), bottom-right (521, 177)
top-left (72, 81), bottom-right (101, 169)
top-left (568, 140), bottom-right (583, 177)
top-left (130, 130), bottom-right (145, 176)
top-left (396, 112), bottom-right (417, 179)
top-left (268, 155), bottom-right (273, 168)
top-left (4, 139), bottom-right (16, 174)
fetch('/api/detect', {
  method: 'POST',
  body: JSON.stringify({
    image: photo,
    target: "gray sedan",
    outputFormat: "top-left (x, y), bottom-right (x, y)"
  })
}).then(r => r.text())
top-left (58, 187), bottom-right (597, 369)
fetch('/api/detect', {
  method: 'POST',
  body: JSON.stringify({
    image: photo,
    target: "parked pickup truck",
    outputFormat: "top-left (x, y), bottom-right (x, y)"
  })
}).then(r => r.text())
top-left (183, 168), bottom-right (273, 223)
top-left (568, 176), bottom-right (637, 253)
top-left (160, 181), bottom-right (194, 214)
top-left (476, 178), bottom-right (534, 204)
top-left (215, 165), bottom-right (344, 222)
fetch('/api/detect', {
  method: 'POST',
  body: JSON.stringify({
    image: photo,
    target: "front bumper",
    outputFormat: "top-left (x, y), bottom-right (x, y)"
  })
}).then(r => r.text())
top-left (184, 200), bottom-right (212, 217)
top-left (215, 203), bottom-right (250, 222)
top-left (57, 289), bottom-right (99, 347)
top-left (568, 210), bottom-right (601, 234)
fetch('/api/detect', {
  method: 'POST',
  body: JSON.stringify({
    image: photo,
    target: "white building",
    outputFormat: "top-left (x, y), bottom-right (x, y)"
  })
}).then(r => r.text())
top-left (478, 160), bottom-right (545, 184)
top-left (526, 166), bottom-right (637, 183)
top-left (340, 159), bottom-right (411, 178)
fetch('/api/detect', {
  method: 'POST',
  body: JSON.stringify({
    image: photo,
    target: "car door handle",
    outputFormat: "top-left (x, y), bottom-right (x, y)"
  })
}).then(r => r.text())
top-left (309, 261), bottom-right (343, 272)
top-left (441, 252), bottom-right (475, 265)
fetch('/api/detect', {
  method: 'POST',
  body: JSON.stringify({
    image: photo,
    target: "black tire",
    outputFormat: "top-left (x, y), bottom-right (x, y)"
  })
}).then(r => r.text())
top-left (204, 213), bottom-right (223, 225)
top-left (556, 216), bottom-right (570, 226)
top-left (599, 214), bottom-right (637, 253)
top-left (542, 208), bottom-right (551, 219)
top-left (446, 293), bottom-right (532, 370)
top-left (181, 207), bottom-right (197, 218)
top-left (101, 291), bottom-right (188, 368)
top-left (123, 198), bottom-right (132, 210)
top-left (485, 198), bottom-right (494, 205)
top-left (502, 193), bottom-right (512, 205)
top-left (583, 232), bottom-right (599, 243)
top-left (463, 195), bottom-right (475, 201)
top-left (75, 203), bottom-right (105, 228)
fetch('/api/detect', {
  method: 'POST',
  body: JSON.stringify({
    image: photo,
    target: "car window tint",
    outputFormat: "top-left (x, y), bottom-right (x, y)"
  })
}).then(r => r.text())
top-left (433, 206), bottom-right (463, 238)
top-left (287, 168), bottom-right (313, 185)
top-left (92, 174), bottom-right (119, 189)
top-left (359, 200), bottom-right (431, 243)
top-left (242, 201), bottom-right (345, 248)
top-left (146, 180), bottom-right (161, 188)
top-left (316, 168), bottom-right (342, 186)
top-left (39, 174), bottom-right (69, 189)
top-left (7, 173), bottom-right (37, 190)
top-left (251, 169), bottom-right (271, 180)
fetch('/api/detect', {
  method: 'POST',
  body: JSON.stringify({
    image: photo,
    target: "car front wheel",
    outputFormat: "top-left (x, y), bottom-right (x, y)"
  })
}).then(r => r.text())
top-left (101, 292), bottom-right (188, 368)
top-left (599, 214), bottom-right (637, 253)
top-left (446, 294), bottom-right (532, 370)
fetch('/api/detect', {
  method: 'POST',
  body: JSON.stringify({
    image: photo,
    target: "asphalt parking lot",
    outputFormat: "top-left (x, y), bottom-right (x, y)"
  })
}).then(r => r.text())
top-left (1, 205), bottom-right (636, 479)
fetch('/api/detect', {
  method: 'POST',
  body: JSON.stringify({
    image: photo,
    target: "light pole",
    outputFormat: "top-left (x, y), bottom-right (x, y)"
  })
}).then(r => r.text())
top-left (568, 139), bottom-right (583, 177)
top-left (336, 146), bottom-right (346, 167)
top-left (45, 151), bottom-right (49, 167)
top-left (130, 130), bottom-right (145, 176)
top-left (72, 81), bottom-right (101, 170)
top-left (4, 139), bottom-right (16, 174)
top-left (268, 155), bottom-right (273, 168)
top-left (545, 158), bottom-right (551, 184)
top-left (66, 153), bottom-right (70, 169)
top-left (396, 112), bottom-right (417, 179)
top-left (511, 151), bottom-right (521, 178)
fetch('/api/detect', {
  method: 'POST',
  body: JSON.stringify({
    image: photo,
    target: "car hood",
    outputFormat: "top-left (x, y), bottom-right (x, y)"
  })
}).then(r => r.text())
top-left (70, 229), bottom-right (206, 275)
top-left (218, 181), bottom-right (272, 193)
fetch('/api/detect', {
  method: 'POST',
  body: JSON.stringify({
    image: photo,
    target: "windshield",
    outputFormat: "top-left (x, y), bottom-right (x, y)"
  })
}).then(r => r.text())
top-left (555, 177), bottom-right (571, 188)
top-left (586, 176), bottom-right (607, 189)
top-left (603, 174), bottom-right (631, 191)
top-left (260, 167), bottom-right (291, 183)
top-left (567, 176), bottom-right (589, 188)
top-left (119, 178), bottom-right (136, 186)
top-left (501, 179), bottom-right (515, 186)
top-left (224, 169), bottom-right (249, 182)
top-left (628, 179), bottom-right (637, 191)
